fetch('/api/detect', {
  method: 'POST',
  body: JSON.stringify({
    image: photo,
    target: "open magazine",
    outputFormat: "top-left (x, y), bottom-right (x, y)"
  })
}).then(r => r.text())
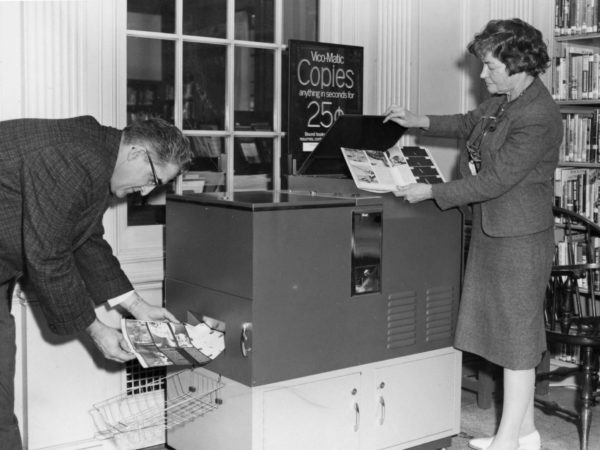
top-left (341, 145), bottom-right (445, 193)
top-left (122, 316), bottom-right (225, 368)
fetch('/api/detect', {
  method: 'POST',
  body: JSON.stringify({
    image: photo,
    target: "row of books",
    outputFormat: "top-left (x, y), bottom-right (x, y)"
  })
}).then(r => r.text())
top-left (555, 0), bottom-right (600, 35)
top-left (551, 230), bottom-right (600, 364)
top-left (552, 233), bottom-right (599, 364)
top-left (559, 110), bottom-right (600, 162)
top-left (554, 167), bottom-right (600, 221)
top-left (552, 45), bottom-right (600, 101)
top-left (555, 233), bottom-right (600, 266)
top-left (556, 236), bottom-right (600, 290)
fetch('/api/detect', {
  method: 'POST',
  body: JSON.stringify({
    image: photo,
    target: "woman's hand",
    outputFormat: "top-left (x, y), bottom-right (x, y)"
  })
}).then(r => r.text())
top-left (383, 105), bottom-right (430, 129)
top-left (393, 183), bottom-right (433, 203)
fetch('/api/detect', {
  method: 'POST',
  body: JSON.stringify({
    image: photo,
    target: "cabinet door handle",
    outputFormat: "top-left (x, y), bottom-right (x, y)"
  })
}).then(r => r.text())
top-left (378, 395), bottom-right (386, 425)
top-left (354, 402), bottom-right (360, 432)
top-left (240, 322), bottom-right (253, 357)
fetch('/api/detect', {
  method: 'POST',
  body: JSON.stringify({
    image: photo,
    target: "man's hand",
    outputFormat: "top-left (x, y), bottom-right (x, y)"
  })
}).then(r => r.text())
top-left (86, 318), bottom-right (135, 362)
top-left (393, 183), bottom-right (433, 203)
top-left (121, 292), bottom-right (179, 323)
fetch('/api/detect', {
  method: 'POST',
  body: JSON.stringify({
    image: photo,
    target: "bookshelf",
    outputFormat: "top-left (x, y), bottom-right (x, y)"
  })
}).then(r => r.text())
top-left (552, 1), bottom-right (600, 223)
top-left (551, 0), bottom-right (600, 364)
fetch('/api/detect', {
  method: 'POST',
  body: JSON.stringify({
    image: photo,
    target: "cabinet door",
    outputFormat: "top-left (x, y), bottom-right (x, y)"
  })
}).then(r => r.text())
top-left (372, 350), bottom-right (460, 449)
top-left (262, 372), bottom-right (362, 450)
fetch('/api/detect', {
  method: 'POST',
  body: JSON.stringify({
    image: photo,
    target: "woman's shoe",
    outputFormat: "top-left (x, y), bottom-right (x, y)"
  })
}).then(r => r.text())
top-left (468, 436), bottom-right (493, 450)
top-left (468, 430), bottom-right (541, 450)
top-left (517, 430), bottom-right (541, 450)
top-left (469, 436), bottom-right (494, 450)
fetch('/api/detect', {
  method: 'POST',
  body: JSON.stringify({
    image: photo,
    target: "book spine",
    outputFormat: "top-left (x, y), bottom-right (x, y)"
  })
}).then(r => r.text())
top-left (582, 54), bottom-right (590, 98)
top-left (590, 53), bottom-right (600, 99)
top-left (555, 167), bottom-right (564, 208)
top-left (556, 0), bottom-right (562, 35)
top-left (593, 108), bottom-right (600, 162)
top-left (577, 0), bottom-right (586, 33)
top-left (565, 0), bottom-right (572, 35)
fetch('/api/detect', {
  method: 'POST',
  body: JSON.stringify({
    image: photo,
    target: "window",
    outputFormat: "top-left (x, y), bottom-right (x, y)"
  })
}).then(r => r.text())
top-left (126, 0), bottom-right (318, 225)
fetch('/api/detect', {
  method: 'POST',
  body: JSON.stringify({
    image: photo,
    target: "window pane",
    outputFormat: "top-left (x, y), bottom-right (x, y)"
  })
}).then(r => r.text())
top-left (234, 47), bottom-right (273, 130)
top-left (182, 136), bottom-right (226, 194)
top-left (234, 138), bottom-right (273, 190)
top-left (235, 0), bottom-right (274, 42)
top-left (182, 0), bottom-right (226, 38)
top-left (127, 37), bottom-right (175, 124)
top-left (183, 43), bottom-right (226, 130)
top-left (127, 36), bottom-right (175, 226)
top-left (127, 0), bottom-right (175, 34)
top-left (188, 136), bottom-right (224, 171)
top-left (283, 0), bottom-right (318, 42)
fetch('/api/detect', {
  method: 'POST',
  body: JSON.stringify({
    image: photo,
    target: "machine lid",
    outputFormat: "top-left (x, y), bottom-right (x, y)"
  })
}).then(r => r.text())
top-left (167, 190), bottom-right (363, 211)
top-left (297, 114), bottom-right (406, 176)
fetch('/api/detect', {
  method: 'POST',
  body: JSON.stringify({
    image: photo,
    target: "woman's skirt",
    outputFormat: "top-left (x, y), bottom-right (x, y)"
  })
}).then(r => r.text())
top-left (454, 205), bottom-right (554, 370)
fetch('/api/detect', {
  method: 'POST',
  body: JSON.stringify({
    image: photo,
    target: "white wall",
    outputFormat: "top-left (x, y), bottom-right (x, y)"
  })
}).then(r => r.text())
top-left (0, 1), bottom-right (23, 121)
top-left (0, 0), bottom-right (118, 122)
top-left (320, 0), bottom-right (555, 180)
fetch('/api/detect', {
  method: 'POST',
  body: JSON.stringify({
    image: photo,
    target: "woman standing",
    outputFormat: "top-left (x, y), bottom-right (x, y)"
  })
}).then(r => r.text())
top-left (384, 18), bottom-right (562, 450)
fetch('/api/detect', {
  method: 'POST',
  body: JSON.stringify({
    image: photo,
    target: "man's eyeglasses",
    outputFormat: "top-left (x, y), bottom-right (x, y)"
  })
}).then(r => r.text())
top-left (144, 148), bottom-right (163, 187)
top-left (466, 114), bottom-right (499, 173)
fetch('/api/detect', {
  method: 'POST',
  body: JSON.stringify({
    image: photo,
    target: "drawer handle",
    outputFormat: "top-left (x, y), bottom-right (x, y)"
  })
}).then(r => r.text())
top-left (354, 401), bottom-right (360, 432)
top-left (377, 381), bottom-right (386, 425)
top-left (379, 395), bottom-right (386, 425)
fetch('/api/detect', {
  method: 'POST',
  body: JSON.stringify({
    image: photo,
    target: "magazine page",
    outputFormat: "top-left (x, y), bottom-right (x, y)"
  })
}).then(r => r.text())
top-left (341, 145), bottom-right (445, 193)
top-left (122, 318), bottom-right (225, 368)
top-left (172, 322), bottom-right (212, 366)
top-left (398, 146), bottom-right (446, 184)
top-left (185, 322), bottom-right (226, 360)
top-left (122, 319), bottom-right (174, 368)
top-left (341, 147), bottom-right (408, 192)
top-left (146, 321), bottom-right (191, 366)
top-left (385, 146), bottom-right (419, 185)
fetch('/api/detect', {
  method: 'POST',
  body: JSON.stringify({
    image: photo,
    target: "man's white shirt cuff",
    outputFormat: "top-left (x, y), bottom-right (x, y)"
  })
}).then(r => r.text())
top-left (107, 290), bottom-right (136, 308)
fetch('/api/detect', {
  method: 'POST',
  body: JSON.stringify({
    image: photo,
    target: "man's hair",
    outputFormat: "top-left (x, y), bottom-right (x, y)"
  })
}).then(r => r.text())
top-left (467, 18), bottom-right (550, 77)
top-left (122, 118), bottom-right (192, 169)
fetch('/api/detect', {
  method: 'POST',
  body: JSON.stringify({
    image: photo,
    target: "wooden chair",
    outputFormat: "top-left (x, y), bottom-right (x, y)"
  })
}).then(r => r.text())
top-left (536, 206), bottom-right (600, 450)
top-left (462, 353), bottom-right (498, 409)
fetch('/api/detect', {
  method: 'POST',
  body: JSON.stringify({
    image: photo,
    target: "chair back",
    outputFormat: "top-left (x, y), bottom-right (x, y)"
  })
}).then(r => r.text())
top-left (548, 206), bottom-right (600, 348)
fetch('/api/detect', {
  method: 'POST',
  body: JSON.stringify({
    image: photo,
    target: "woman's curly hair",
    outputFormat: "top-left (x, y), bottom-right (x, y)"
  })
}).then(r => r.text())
top-left (467, 18), bottom-right (550, 77)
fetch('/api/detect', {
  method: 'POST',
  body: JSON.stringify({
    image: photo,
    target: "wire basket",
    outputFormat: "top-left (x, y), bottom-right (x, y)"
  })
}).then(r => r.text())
top-left (90, 369), bottom-right (224, 439)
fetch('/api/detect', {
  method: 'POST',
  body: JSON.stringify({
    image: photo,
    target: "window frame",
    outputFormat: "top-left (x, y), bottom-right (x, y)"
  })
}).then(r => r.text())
top-left (114, 0), bottom-right (287, 271)
top-left (125, 0), bottom-right (284, 195)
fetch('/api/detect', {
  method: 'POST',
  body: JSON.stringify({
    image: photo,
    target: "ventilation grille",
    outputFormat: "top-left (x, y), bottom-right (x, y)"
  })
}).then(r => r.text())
top-left (125, 360), bottom-right (166, 396)
top-left (425, 286), bottom-right (454, 343)
top-left (386, 290), bottom-right (417, 349)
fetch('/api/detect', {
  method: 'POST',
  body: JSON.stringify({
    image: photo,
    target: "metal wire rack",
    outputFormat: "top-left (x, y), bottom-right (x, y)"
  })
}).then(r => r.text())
top-left (90, 369), bottom-right (224, 439)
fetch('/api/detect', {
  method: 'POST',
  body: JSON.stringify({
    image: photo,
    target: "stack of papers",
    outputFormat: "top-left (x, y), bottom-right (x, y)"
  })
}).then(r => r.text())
top-left (122, 317), bottom-right (225, 368)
